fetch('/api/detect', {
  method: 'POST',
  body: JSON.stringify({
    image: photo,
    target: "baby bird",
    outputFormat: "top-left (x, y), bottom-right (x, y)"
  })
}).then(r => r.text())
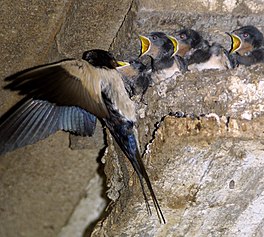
top-left (227, 25), bottom-right (264, 66)
top-left (0, 49), bottom-right (165, 223)
top-left (116, 59), bottom-right (152, 99)
top-left (173, 28), bottom-right (235, 71)
top-left (139, 32), bottom-right (187, 79)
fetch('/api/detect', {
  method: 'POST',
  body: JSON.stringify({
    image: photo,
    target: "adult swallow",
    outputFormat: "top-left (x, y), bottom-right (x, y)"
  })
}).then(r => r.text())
top-left (116, 59), bottom-right (152, 99)
top-left (0, 49), bottom-right (165, 223)
top-left (227, 25), bottom-right (264, 66)
top-left (139, 32), bottom-right (187, 79)
top-left (84, 50), bottom-right (152, 99)
top-left (174, 28), bottom-right (235, 71)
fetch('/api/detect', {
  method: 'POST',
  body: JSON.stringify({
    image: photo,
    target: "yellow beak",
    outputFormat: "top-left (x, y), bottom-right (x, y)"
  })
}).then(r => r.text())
top-left (167, 35), bottom-right (178, 57)
top-left (116, 61), bottom-right (130, 67)
top-left (228, 33), bottom-right (242, 54)
top-left (139, 35), bottom-right (151, 56)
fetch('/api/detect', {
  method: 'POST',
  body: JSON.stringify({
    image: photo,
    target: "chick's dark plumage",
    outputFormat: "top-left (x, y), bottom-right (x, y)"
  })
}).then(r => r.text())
top-left (228, 25), bottom-right (264, 66)
top-left (0, 49), bottom-right (165, 223)
top-left (117, 59), bottom-right (152, 99)
top-left (174, 28), bottom-right (235, 71)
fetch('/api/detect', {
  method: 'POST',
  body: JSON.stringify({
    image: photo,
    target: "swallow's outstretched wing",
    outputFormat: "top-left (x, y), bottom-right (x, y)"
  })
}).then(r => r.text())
top-left (1, 59), bottom-right (126, 155)
top-left (0, 98), bottom-right (96, 155)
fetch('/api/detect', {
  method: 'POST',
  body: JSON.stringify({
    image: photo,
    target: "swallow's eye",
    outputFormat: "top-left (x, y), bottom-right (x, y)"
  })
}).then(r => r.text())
top-left (243, 32), bottom-right (249, 38)
top-left (152, 35), bottom-right (157, 40)
top-left (180, 34), bottom-right (186, 39)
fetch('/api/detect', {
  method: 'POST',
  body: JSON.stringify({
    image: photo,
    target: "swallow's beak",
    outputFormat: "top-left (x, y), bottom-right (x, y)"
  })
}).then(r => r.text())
top-left (226, 32), bottom-right (242, 54)
top-left (139, 35), bottom-right (151, 57)
top-left (167, 35), bottom-right (178, 57)
top-left (116, 61), bottom-right (130, 68)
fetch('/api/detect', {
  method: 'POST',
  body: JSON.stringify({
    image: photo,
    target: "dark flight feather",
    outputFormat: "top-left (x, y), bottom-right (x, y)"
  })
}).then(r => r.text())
top-left (0, 98), bottom-right (96, 155)
top-left (102, 92), bottom-right (165, 223)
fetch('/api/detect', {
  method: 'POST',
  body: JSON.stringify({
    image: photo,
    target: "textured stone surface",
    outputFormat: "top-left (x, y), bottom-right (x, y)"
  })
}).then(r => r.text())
top-left (0, 0), bottom-right (72, 113)
top-left (56, 0), bottom-right (133, 58)
top-left (0, 132), bottom-right (102, 237)
top-left (57, 173), bottom-right (107, 237)
top-left (138, 0), bottom-right (264, 13)
top-left (92, 115), bottom-right (264, 236)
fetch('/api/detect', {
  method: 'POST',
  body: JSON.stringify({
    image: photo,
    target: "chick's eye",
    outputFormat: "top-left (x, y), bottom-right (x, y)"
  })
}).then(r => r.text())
top-left (180, 34), bottom-right (186, 39)
top-left (243, 32), bottom-right (249, 38)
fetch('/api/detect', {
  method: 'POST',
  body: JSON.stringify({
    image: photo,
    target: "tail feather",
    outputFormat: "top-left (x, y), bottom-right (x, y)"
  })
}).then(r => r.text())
top-left (105, 119), bottom-right (166, 223)
top-left (134, 148), bottom-right (166, 224)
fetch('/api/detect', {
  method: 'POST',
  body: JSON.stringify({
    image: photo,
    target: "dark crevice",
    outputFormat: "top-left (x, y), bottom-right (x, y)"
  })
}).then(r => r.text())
top-left (109, 0), bottom-right (136, 50)
top-left (46, 0), bottom-right (76, 61)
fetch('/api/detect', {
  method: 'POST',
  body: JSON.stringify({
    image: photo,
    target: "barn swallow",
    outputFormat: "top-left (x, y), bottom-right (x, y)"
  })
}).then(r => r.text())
top-left (0, 49), bottom-right (165, 223)
top-left (174, 28), bottom-right (235, 71)
top-left (116, 59), bottom-right (152, 99)
top-left (139, 32), bottom-right (187, 78)
top-left (84, 50), bottom-right (152, 99)
top-left (227, 25), bottom-right (264, 66)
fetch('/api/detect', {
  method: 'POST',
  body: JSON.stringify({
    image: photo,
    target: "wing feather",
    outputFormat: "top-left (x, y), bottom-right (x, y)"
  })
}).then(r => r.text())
top-left (5, 60), bottom-right (112, 118)
top-left (0, 99), bottom-right (97, 155)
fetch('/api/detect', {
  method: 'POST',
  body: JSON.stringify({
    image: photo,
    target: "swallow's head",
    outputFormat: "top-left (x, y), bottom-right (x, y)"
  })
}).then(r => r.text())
top-left (173, 28), bottom-right (203, 57)
top-left (227, 25), bottom-right (264, 55)
top-left (82, 49), bottom-right (119, 69)
top-left (139, 32), bottom-right (175, 60)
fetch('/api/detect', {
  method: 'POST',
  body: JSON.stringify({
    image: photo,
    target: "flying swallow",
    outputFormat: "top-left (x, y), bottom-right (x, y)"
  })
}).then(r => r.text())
top-left (139, 32), bottom-right (187, 79)
top-left (227, 25), bottom-right (264, 66)
top-left (0, 49), bottom-right (165, 223)
top-left (116, 59), bottom-right (152, 99)
top-left (173, 28), bottom-right (235, 71)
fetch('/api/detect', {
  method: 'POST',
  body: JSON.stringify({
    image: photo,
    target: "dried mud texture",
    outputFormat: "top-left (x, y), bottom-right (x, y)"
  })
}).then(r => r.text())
top-left (136, 65), bottom-right (264, 146)
top-left (92, 116), bottom-right (264, 236)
